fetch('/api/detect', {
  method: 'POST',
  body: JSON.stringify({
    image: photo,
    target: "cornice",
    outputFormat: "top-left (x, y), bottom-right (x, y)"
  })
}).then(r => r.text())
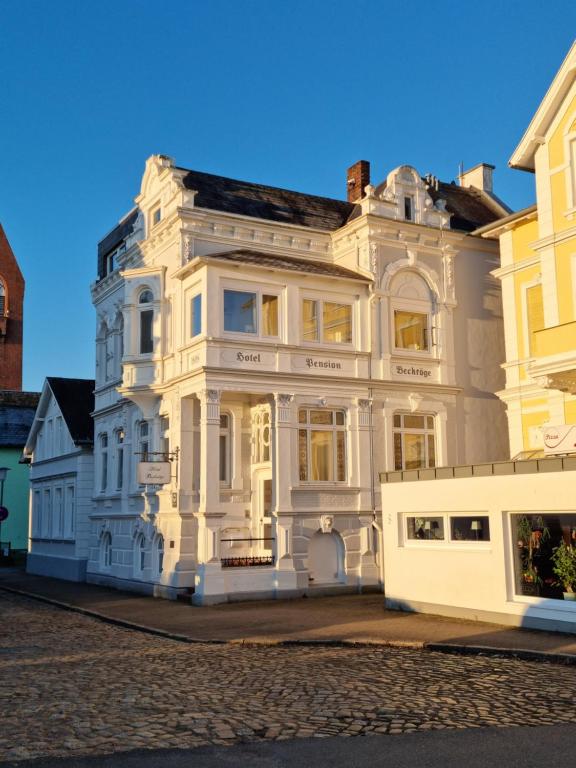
top-left (491, 253), bottom-right (541, 279)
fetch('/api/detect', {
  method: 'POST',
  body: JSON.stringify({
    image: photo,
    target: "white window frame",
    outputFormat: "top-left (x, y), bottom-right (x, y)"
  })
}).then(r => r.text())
top-left (393, 412), bottom-right (436, 471)
top-left (115, 429), bottom-right (124, 491)
top-left (134, 533), bottom-right (146, 577)
top-left (300, 295), bottom-right (354, 347)
top-left (99, 433), bottom-right (109, 493)
top-left (42, 489), bottom-right (51, 538)
top-left (64, 484), bottom-right (75, 539)
top-left (391, 298), bottom-right (432, 356)
top-left (520, 277), bottom-right (543, 361)
top-left (402, 512), bottom-right (491, 548)
top-left (219, 412), bottom-right (232, 487)
top-left (298, 407), bottom-right (347, 484)
top-left (138, 288), bottom-right (155, 356)
top-left (221, 283), bottom-right (281, 340)
top-left (153, 534), bottom-right (164, 577)
top-left (53, 486), bottom-right (64, 538)
top-left (32, 490), bottom-right (41, 537)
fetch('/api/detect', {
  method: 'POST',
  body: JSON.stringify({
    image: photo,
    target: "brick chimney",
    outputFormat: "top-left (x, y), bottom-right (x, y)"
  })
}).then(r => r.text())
top-left (347, 160), bottom-right (370, 202)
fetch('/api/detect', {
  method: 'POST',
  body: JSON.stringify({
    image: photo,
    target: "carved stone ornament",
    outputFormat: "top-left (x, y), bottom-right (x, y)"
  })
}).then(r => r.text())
top-left (357, 399), bottom-right (372, 410)
top-left (320, 515), bottom-right (334, 534)
top-left (276, 393), bottom-right (294, 407)
top-left (408, 392), bottom-right (423, 413)
top-left (369, 242), bottom-right (378, 275)
top-left (201, 389), bottom-right (220, 404)
top-left (184, 235), bottom-right (194, 261)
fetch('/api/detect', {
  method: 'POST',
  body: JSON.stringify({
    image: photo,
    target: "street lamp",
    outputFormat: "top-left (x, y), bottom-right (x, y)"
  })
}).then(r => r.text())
top-left (0, 467), bottom-right (10, 558)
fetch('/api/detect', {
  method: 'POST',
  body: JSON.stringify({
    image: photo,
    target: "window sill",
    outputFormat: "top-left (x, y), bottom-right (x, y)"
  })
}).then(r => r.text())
top-left (291, 485), bottom-right (359, 492)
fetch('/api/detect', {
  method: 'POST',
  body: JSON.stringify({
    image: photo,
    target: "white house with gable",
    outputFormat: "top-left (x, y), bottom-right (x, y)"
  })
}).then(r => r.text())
top-left (85, 155), bottom-right (509, 603)
top-left (24, 378), bottom-right (95, 581)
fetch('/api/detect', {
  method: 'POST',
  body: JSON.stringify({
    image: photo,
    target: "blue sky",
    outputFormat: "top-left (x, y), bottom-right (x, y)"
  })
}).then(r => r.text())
top-left (1, 0), bottom-right (575, 391)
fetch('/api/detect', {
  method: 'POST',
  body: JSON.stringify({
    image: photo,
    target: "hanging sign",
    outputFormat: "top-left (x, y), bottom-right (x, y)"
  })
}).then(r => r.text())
top-left (137, 462), bottom-right (171, 485)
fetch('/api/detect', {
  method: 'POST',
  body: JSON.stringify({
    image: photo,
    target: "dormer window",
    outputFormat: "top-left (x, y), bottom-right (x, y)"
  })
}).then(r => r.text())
top-left (152, 207), bottom-right (161, 226)
top-left (404, 196), bottom-right (414, 221)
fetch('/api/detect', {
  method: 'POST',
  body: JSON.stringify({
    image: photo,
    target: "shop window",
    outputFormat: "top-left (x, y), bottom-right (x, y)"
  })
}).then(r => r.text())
top-left (302, 299), bottom-right (352, 344)
top-left (219, 413), bottom-right (231, 486)
top-left (393, 413), bottom-right (436, 470)
top-left (450, 516), bottom-right (490, 542)
top-left (394, 310), bottom-right (429, 351)
top-left (512, 513), bottom-right (576, 600)
top-left (298, 408), bottom-right (346, 482)
top-left (406, 516), bottom-right (445, 541)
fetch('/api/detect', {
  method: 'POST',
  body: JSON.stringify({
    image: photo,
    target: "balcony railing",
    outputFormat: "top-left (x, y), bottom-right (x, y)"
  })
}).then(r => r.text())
top-left (220, 536), bottom-right (275, 568)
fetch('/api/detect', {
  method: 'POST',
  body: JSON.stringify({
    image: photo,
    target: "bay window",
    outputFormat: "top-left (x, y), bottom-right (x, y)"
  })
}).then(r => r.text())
top-left (298, 408), bottom-right (346, 482)
top-left (139, 289), bottom-right (154, 354)
top-left (223, 289), bottom-right (278, 336)
top-left (393, 413), bottom-right (436, 470)
top-left (302, 299), bottom-right (352, 344)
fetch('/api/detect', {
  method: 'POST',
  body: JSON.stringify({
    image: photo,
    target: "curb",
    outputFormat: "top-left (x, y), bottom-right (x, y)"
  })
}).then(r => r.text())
top-left (1, 583), bottom-right (575, 665)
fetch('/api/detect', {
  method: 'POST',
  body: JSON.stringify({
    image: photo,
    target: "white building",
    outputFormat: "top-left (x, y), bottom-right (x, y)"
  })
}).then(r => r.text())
top-left (24, 378), bottom-right (95, 581)
top-left (85, 155), bottom-right (508, 603)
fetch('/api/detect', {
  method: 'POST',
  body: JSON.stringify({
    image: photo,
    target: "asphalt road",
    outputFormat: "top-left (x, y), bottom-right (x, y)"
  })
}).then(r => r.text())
top-left (2, 725), bottom-right (576, 768)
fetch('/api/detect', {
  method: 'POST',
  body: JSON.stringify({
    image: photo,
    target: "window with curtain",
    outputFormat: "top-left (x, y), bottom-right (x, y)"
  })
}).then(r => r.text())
top-left (302, 299), bottom-right (352, 344)
top-left (394, 310), bottom-right (428, 351)
top-left (298, 408), bottom-right (346, 482)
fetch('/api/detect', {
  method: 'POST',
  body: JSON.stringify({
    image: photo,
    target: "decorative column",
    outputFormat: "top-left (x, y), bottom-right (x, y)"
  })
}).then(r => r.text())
top-left (271, 393), bottom-right (299, 595)
top-left (193, 388), bottom-right (226, 605)
top-left (356, 398), bottom-right (373, 511)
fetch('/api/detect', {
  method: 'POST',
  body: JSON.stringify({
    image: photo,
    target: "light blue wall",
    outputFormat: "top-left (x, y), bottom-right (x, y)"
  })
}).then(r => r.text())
top-left (0, 447), bottom-right (30, 550)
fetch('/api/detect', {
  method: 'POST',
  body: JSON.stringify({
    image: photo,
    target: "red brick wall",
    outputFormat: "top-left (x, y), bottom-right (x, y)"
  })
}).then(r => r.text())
top-left (346, 160), bottom-right (370, 202)
top-left (0, 224), bottom-right (24, 390)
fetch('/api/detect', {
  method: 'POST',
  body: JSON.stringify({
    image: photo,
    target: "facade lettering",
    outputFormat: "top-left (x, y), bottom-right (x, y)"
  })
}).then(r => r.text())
top-left (395, 365), bottom-right (432, 378)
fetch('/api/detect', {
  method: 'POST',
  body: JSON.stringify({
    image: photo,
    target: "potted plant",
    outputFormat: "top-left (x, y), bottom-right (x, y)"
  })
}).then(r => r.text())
top-left (515, 515), bottom-right (551, 595)
top-left (551, 541), bottom-right (576, 600)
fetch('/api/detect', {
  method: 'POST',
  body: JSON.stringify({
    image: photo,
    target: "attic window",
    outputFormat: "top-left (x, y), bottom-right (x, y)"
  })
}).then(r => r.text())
top-left (152, 207), bottom-right (162, 226)
top-left (404, 196), bottom-right (414, 221)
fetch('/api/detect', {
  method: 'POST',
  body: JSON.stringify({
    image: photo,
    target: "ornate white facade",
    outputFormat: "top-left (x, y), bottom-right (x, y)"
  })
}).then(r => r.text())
top-left (86, 155), bottom-right (508, 603)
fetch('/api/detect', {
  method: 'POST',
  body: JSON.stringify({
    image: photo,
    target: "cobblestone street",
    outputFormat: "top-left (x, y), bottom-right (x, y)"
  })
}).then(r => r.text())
top-left (2, 591), bottom-right (576, 764)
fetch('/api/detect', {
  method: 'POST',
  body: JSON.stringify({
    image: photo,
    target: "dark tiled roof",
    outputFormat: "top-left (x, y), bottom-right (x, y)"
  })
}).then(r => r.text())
top-left (201, 249), bottom-right (370, 282)
top-left (0, 391), bottom-right (40, 447)
top-left (97, 209), bottom-right (139, 279)
top-left (47, 378), bottom-right (95, 446)
top-left (180, 168), bottom-right (357, 231)
top-left (428, 182), bottom-right (508, 232)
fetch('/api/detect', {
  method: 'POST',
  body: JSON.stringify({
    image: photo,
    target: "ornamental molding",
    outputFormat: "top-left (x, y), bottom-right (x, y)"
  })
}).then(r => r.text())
top-left (320, 515), bottom-right (335, 534)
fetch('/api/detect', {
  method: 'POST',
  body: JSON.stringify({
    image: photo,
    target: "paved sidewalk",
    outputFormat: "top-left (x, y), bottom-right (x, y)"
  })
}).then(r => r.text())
top-left (1, 568), bottom-right (575, 659)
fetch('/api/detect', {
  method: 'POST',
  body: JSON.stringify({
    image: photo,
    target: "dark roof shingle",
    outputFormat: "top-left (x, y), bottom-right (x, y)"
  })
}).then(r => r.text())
top-left (200, 249), bottom-right (370, 281)
top-left (0, 391), bottom-right (41, 447)
top-left (47, 378), bottom-right (95, 446)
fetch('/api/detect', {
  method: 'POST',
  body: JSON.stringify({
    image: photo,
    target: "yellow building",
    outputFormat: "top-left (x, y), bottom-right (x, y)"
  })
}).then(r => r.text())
top-left (478, 41), bottom-right (576, 458)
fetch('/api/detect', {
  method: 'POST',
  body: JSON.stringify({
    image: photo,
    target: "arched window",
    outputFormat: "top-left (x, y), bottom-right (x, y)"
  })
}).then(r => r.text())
top-left (0, 277), bottom-right (5, 316)
top-left (154, 534), bottom-right (164, 576)
top-left (115, 429), bottom-right (124, 490)
top-left (139, 289), bottom-right (154, 354)
top-left (139, 421), bottom-right (149, 461)
top-left (390, 271), bottom-right (435, 353)
top-left (101, 532), bottom-right (112, 569)
top-left (99, 434), bottom-right (108, 492)
top-left (134, 533), bottom-right (146, 577)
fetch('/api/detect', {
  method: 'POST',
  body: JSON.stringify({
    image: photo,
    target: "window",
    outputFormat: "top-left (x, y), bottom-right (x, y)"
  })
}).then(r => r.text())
top-left (191, 293), bottom-right (202, 337)
top-left (55, 416), bottom-right (63, 454)
top-left (450, 516), bottom-right (490, 542)
top-left (139, 289), bottom-right (154, 354)
top-left (101, 532), bottom-right (112, 569)
top-left (224, 290), bottom-right (256, 333)
top-left (152, 206), bottom-right (161, 226)
top-left (65, 485), bottom-right (75, 538)
top-left (526, 283), bottom-right (544, 356)
top-left (223, 289), bottom-right (279, 336)
top-left (160, 416), bottom-right (170, 461)
top-left (394, 310), bottom-right (429, 351)
top-left (404, 196), bottom-right (414, 221)
top-left (54, 487), bottom-right (63, 538)
top-left (0, 277), bottom-right (5, 316)
top-left (33, 490), bottom-right (41, 537)
top-left (393, 413), bottom-right (436, 470)
top-left (43, 489), bottom-right (51, 538)
top-left (154, 535), bottom-right (164, 576)
top-left (407, 516), bottom-right (445, 540)
top-left (115, 429), bottom-right (124, 490)
top-left (100, 434), bottom-right (108, 492)
top-left (252, 408), bottom-right (271, 464)
top-left (302, 299), bottom-right (352, 344)
top-left (298, 408), bottom-right (346, 482)
top-left (46, 420), bottom-right (53, 458)
top-left (219, 413), bottom-right (231, 485)
top-left (134, 534), bottom-right (146, 576)
top-left (139, 422), bottom-right (149, 462)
